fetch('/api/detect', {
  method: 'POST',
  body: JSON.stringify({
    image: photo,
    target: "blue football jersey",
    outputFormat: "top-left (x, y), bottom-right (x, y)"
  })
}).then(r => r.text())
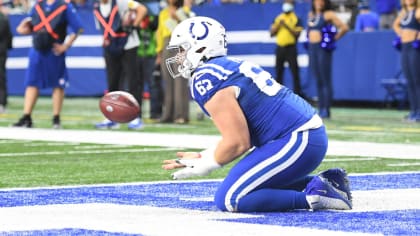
top-left (191, 56), bottom-right (317, 147)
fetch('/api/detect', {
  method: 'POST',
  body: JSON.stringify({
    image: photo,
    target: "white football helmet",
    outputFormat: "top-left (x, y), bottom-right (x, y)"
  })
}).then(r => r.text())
top-left (166, 16), bottom-right (227, 79)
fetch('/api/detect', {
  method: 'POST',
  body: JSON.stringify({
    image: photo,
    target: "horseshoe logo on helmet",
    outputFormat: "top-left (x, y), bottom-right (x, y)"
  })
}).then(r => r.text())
top-left (189, 21), bottom-right (209, 40)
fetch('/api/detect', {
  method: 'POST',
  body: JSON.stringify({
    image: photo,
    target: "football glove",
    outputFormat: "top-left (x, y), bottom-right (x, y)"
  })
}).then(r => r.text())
top-left (172, 156), bottom-right (221, 180)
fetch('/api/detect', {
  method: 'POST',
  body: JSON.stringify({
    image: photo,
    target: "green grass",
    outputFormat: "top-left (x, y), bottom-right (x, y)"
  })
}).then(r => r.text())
top-left (0, 96), bottom-right (419, 188)
top-left (1, 96), bottom-right (419, 142)
top-left (0, 140), bottom-right (419, 188)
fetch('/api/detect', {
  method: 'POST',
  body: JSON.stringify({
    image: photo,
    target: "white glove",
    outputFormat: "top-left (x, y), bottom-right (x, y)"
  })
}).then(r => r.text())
top-left (172, 156), bottom-right (221, 180)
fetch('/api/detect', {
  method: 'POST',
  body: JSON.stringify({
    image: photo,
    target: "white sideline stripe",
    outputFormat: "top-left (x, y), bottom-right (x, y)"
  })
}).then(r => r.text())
top-left (0, 127), bottom-right (419, 159)
top-left (7, 57), bottom-right (106, 69)
top-left (227, 30), bottom-right (309, 43)
top-left (351, 188), bottom-right (420, 212)
top-left (324, 157), bottom-right (378, 162)
top-left (11, 31), bottom-right (306, 48)
top-left (234, 54), bottom-right (308, 67)
top-left (0, 204), bottom-right (377, 236)
top-left (0, 188), bottom-right (417, 235)
top-left (12, 35), bottom-right (104, 48)
top-left (387, 163), bottom-right (420, 167)
top-left (7, 54), bottom-right (306, 69)
top-left (23, 142), bottom-right (80, 147)
top-left (0, 139), bottom-right (30, 144)
top-left (74, 144), bottom-right (131, 149)
top-left (8, 31), bottom-right (310, 69)
top-left (0, 147), bottom-right (177, 157)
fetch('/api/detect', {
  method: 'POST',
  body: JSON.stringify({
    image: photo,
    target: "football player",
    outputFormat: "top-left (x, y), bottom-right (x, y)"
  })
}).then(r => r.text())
top-left (162, 16), bottom-right (352, 212)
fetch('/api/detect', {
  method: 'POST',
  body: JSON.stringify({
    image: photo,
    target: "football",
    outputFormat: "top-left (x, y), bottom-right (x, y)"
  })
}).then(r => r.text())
top-left (99, 91), bottom-right (140, 123)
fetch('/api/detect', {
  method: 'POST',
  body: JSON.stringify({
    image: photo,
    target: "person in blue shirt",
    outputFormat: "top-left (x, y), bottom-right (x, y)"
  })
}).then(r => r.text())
top-left (355, 1), bottom-right (380, 32)
top-left (162, 16), bottom-right (352, 212)
top-left (376, 0), bottom-right (399, 29)
top-left (13, 0), bottom-right (83, 128)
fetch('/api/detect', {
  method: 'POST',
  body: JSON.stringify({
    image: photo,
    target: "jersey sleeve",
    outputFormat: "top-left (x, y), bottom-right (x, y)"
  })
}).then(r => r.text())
top-left (28, 6), bottom-right (35, 17)
top-left (66, 2), bottom-right (84, 34)
top-left (191, 72), bottom-right (224, 110)
top-left (191, 57), bottom-right (240, 115)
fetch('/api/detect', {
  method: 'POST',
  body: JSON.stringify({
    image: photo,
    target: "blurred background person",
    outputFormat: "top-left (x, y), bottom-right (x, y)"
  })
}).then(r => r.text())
top-left (393, 0), bottom-right (420, 122)
top-left (0, 4), bottom-right (13, 113)
top-left (156, 0), bottom-right (193, 124)
top-left (307, 0), bottom-right (348, 119)
top-left (0, 0), bottom-right (30, 14)
top-left (270, 0), bottom-right (304, 97)
top-left (12, 0), bottom-right (84, 128)
top-left (136, 6), bottom-right (163, 121)
top-left (355, 0), bottom-right (380, 32)
top-left (93, 0), bottom-right (147, 129)
top-left (376, 0), bottom-right (399, 29)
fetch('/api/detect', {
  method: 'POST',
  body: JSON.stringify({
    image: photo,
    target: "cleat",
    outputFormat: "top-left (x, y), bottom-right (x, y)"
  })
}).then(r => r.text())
top-left (305, 176), bottom-right (352, 210)
top-left (12, 115), bottom-right (33, 128)
top-left (128, 118), bottom-right (144, 130)
top-left (318, 168), bottom-right (352, 203)
top-left (95, 119), bottom-right (120, 129)
top-left (52, 115), bottom-right (61, 129)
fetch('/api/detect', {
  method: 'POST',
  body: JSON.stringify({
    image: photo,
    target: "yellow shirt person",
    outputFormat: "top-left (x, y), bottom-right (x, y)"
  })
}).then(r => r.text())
top-left (270, 1), bottom-right (304, 97)
top-left (156, 6), bottom-right (191, 54)
top-left (271, 10), bottom-right (303, 47)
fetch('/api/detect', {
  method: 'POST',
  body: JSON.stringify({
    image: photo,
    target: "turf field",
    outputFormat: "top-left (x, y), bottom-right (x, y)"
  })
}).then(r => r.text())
top-left (0, 96), bottom-right (419, 235)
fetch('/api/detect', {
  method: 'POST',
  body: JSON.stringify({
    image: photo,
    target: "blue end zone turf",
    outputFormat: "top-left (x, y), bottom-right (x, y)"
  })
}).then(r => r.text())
top-left (0, 229), bottom-right (142, 236)
top-left (1, 173), bottom-right (419, 235)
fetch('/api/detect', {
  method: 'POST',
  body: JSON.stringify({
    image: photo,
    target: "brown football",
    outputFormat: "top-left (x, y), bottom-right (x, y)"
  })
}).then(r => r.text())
top-left (99, 91), bottom-right (140, 123)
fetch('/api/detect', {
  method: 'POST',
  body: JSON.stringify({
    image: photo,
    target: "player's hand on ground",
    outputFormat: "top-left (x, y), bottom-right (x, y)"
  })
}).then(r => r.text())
top-left (163, 151), bottom-right (221, 180)
top-left (162, 152), bottom-right (201, 170)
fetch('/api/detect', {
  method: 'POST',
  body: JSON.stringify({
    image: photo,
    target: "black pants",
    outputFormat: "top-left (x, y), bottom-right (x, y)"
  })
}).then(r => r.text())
top-left (104, 47), bottom-right (142, 118)
top-left (308, 43), bottom-right (333, 117)
top-left (275, 44), bottom-right (302, 95)
top-left (0, 54), bottom-right (7, 106)
top-left (401, 43), bottom-right (420, 118)
top-left (138, 56), bottom-right (163, 119)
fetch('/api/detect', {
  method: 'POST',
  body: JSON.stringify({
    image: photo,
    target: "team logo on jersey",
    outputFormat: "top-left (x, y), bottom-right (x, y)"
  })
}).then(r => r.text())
top-left (189, 21), bottom-right (209, 40)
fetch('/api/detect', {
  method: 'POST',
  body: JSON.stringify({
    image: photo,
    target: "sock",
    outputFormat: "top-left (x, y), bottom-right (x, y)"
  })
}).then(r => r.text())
top-left (237, 189), bottom-right (310, 212)
top-left (23, 114), bottom-right (31, 120)
top-left (53, 115), bottom-right (60, 123)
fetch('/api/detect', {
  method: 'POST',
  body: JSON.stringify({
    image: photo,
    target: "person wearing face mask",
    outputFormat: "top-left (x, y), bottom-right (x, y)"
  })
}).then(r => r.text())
top-left (270, 0), bottom-right (304, 98)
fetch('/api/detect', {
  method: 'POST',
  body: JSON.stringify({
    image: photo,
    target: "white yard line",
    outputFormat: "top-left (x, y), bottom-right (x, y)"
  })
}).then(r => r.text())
top-left (323, 157), bottom-right (378, 162)
top-left (1, 188), bottom-right (417, 235)
top-left (0, 127), bottom-right (419, 159)
top-left (0, 147), bottom-right (177, 157)
top-left (387, 163), bottom-right (420, 167)
top-left (351, 188), bottom-right (420, 212)
top-left (0, 203), bottom-right (379, 236)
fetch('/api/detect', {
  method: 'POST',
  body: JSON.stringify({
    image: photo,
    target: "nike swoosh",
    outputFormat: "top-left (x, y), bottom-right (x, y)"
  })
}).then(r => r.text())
top-left (316, 189), bottom-right (327, 194)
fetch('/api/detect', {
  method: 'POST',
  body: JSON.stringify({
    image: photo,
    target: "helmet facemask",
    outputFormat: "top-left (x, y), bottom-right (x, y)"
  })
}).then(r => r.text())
top-left (166, 42), bottom-right (190, 79)
top-left (166, 42), bottom-right (208, 79)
